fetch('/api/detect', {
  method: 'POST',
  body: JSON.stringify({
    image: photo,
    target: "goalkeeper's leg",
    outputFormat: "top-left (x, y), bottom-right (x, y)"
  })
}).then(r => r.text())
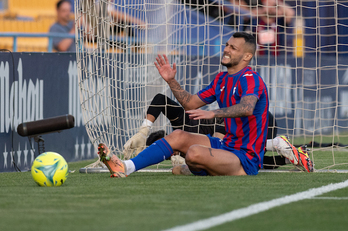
top-left (123, 93), bottom-right (185, 159)
top-left (146, 93), bottom-right (186, 129)
top-left (263, 155), bottom-right (288, 169)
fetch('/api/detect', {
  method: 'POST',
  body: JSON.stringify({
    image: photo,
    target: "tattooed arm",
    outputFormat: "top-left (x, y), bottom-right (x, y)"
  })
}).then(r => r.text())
top-left (154, 54), bottom-right (205, 110)
top-left (213, 95), bottom-right (258, 118)
top-left (187, 95), bottom-right (258, 120)
top-left (166, 79), bottom-right (205, 110)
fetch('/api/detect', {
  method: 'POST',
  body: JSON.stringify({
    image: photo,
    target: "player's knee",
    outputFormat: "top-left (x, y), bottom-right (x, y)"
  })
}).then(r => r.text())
top-left (166, 129), bottom-right (187, 146)
top-left (170, 129), bottom-right (186, 139)
top-left (185, 145), bottom-right (201, 164)
top-left (152, 93), bottom-right (166, 104)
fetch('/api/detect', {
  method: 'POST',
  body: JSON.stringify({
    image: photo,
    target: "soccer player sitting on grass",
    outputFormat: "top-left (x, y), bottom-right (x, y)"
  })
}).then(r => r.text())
top-left (122, 93), bottom-right (313, 172)
top-left (97, 32), bottom-right (308, 178)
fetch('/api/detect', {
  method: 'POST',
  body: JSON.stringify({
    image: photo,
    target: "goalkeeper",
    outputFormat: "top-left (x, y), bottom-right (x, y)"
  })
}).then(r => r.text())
top-left (124, 93), bottom-right (312, 172)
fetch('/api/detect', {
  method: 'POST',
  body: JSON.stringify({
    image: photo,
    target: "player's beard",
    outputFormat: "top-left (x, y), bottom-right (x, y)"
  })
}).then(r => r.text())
top-left (221, 55), bottom-right (243, 68)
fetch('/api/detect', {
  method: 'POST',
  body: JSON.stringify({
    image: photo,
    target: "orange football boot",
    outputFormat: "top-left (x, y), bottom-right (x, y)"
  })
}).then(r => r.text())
top-left (297, 145), bottom-right (314, 172)
top-left (98, 143), bottom-right (126, 178)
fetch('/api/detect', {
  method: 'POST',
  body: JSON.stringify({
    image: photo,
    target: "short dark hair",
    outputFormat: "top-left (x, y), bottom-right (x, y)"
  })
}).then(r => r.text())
top-left (232, 32), bottom-right (256, 56)
top-left (57, 0), bottom-right (71, 10)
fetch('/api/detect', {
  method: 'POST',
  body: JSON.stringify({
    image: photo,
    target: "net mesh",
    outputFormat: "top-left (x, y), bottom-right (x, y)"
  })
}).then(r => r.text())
top-left (75, 0), bottom-right (348, 172)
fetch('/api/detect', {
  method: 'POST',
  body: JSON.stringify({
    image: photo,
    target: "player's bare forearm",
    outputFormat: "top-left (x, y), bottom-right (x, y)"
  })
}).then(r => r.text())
top-left (213, 95), bottom-right (258, 118)
top-left (167, 79), bottom-right (193, 110)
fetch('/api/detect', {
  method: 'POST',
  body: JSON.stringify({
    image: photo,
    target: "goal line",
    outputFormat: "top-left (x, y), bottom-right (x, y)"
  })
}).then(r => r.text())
top-left (164, 179), bottom-right (348, 231)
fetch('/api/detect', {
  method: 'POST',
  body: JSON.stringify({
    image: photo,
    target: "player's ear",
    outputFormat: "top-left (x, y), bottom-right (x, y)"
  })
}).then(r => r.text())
top-left (243, 52), bottom-right (253, 62)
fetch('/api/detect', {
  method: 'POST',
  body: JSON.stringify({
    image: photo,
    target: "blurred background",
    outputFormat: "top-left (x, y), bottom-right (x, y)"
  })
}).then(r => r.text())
top-left (0, 0), bottom-right (347, 56)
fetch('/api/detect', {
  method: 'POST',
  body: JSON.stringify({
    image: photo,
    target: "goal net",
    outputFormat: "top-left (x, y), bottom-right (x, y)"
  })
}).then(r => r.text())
top-left (75, 0), bottom-right (348, 173)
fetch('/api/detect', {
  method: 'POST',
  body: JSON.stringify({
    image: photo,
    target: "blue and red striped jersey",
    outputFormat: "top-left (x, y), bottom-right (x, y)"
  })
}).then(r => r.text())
top-left (197, 66), bottom-right (269, 168)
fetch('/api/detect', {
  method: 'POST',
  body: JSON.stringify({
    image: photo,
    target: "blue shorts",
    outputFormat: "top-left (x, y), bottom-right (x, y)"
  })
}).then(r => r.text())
top-left (208, 135), bottom-right (260, 175)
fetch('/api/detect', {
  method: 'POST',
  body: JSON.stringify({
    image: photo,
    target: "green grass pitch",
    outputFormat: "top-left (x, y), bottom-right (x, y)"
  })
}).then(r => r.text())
top-left (1, 155), bottom-right (348, 231)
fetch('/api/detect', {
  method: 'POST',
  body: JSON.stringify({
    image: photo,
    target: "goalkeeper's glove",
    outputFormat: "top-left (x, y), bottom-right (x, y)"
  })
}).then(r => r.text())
top-left (171, 154), bottom-right (186, 166)
top-left (123, 125), bottom-right (150, 159)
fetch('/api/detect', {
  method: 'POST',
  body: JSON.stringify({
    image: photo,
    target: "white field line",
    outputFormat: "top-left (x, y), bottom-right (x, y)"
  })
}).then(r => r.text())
top-left (311, 197), bottom-right (348, 200)
top-left (165, 179), bottom-right (348, 231)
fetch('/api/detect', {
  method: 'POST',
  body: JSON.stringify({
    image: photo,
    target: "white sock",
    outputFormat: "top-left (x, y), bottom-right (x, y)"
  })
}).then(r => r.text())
top-left (266, 137), bottom-right (279, 151)
top-left (123, 160), bottom-right (136, 175)
top-left (142, 119), bottom-right (153, 127)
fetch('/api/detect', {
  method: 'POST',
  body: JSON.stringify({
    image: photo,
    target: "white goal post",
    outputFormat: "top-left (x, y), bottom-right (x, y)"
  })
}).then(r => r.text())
top-left (75, 0), bottom-right (348, 172)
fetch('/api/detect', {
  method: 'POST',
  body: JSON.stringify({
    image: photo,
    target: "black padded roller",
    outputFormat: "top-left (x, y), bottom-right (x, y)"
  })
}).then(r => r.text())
top-left (17, 114), bottom-right (75, 137)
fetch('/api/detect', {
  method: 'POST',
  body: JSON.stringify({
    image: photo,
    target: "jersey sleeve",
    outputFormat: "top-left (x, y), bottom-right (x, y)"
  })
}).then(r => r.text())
top-left (239, 72), bottom-right (264, 100)
top-left (197, 81), bottom-right (216, 104)
top-left (197, 72), bottom-right (223, 104)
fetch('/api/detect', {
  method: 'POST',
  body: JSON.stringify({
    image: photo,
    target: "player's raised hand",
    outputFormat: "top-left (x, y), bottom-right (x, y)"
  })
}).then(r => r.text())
top-left (186, 109), bottom-right (215, 120)
top-left (154, 54), bottom-right (177, 83)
